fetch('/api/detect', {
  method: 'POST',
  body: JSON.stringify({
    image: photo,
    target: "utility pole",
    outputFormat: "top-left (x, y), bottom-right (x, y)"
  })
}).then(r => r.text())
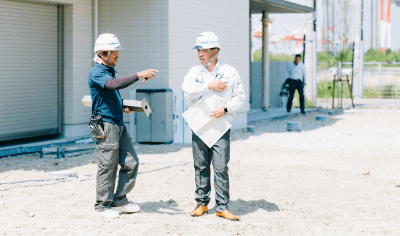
top-left (305, 0), bottom-right (315, 104)
top-left (380, 0), bottom-right (385, 52)
top-left (303, 34), bottom-right (306, 63)
top-left (326, 0), bottom-right (330, 53)
top-left (361, 0), bottom-right (364, 97)
top-left (313, 0), bottom-right (318, 105)
top-left (262, 11), bottom-right (270, 111)
top-left (354, 0), bottom-right (364, 98)
top-left (322, 0), bottom-right (325, 52)
top-left (342, 0), bottom-right (349, 49)
top-left (371, 0), bottom-right (373, 49)
top-left (332, 0), bottom-right (336, 55)
top-left (376, 0), bottom-right (378, 49)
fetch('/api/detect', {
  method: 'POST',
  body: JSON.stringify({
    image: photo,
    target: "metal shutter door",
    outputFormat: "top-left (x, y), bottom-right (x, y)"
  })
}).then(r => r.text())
top-left (0, 0), bottom-right (59, 141)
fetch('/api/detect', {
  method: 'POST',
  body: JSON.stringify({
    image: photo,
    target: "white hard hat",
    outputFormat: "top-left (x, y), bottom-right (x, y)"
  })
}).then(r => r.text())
top-left (192, 32), bottom-right (220, 50)
top-left (94, 33), bottom-right (123, 52)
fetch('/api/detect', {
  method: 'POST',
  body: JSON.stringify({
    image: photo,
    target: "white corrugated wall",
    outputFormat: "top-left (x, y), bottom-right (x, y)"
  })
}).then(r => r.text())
top-left (0, 0), bottom-right (59, 141)
top-left (62, 0), bottom-right (93, 138)
top-left (98, 0), bottom-right (169, 125)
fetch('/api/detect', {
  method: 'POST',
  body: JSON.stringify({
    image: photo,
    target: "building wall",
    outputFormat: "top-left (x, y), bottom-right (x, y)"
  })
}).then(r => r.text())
top-left (251, 61), bottom-right (290, 109)
top-left (63, 0), bottom-right (93, 137)
top-left (269, 61), bottom-right (290, 108)
top-left (98, 0), bottom-right (169, 126)
top-left (168, 0), bottom-right (250, 130)
top-left (20, 0), bottom-right (250, 140)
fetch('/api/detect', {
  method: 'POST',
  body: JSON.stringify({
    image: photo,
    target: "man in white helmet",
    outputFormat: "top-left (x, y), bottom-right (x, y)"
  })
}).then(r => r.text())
top-left (182, 32), bottom-right (245, 221)
top-left (88, 33), bottom-right (158, 218)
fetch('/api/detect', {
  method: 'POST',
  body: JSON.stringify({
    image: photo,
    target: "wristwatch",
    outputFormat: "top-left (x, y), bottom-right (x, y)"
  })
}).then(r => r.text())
top-left (224, 107), bottom-right (228, 113)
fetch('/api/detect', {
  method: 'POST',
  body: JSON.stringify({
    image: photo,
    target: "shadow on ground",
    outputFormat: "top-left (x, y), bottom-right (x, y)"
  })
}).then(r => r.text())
top-left (206, 199), bottom-right (280, 216)
top-left (137, 199), bottom-right (279, 216)
top-left (138, 199), bottom-right (186, 215)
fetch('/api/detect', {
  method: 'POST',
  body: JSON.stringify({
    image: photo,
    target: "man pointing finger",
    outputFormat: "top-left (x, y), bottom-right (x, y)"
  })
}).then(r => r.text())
top-left (88, 33), bottom-right (158, 218)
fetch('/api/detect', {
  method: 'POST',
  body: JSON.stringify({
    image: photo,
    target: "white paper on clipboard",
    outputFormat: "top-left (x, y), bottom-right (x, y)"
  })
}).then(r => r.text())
top-left (182, 100), bottom-right (231, 148)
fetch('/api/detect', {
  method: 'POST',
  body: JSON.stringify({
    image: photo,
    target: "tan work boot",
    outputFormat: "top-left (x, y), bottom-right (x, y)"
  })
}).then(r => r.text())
top-left (216, 209), bottom-right (240, 221)
top-left (190, 205), bottom-right (208, 217)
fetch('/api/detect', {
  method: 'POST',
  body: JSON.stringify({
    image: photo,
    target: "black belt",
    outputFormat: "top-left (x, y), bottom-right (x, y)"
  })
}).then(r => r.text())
top-left (288, 78), bottom-right (302, 82)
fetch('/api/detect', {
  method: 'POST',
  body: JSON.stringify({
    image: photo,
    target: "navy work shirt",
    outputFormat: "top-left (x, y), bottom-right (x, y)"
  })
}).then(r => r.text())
top-left (88, 63), bottom-right (124, 126)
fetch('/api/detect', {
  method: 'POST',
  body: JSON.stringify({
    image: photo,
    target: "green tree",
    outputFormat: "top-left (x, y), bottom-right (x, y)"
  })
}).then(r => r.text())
top-left (364, 48), bottom-right (385, 62)
top-left (253, 48), bottom-right (296, 62)
top-left (271, 54), bottom-right (294, 62)
top-left (335, 48), bottom-right (353, 62)
top-left (254, 47), bottom-right (400, 64)
top-left (254, 48), bottom-right (262, 61)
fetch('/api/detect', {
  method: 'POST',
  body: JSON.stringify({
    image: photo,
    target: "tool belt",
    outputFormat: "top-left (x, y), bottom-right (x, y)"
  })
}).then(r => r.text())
top-left (89, 114), bottom-right (104, 139)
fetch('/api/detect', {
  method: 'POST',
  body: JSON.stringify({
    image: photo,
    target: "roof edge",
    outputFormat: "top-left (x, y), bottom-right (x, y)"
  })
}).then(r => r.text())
top-left (251, 0), bottom-right (314, 14)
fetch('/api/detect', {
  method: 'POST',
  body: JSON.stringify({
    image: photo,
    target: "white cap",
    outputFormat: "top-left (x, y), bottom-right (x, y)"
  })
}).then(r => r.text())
top-left (192, 32), bottom-right (220, 50)
top-left (94, 33), bottom-right (123, 52)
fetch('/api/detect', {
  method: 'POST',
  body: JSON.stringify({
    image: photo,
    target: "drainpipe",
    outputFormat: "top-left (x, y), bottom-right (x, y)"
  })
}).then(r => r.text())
top-left (94, 0), bottom-right (98, 47)
top-left (92, 0), bottom-right (98, 66)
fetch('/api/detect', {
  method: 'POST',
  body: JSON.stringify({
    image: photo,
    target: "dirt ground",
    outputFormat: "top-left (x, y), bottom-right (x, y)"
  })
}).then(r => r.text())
top-left (0, 110), bottom-right (399, 236)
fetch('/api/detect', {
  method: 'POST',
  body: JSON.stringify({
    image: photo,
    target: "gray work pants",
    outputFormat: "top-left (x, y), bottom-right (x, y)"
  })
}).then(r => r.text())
top-left (94, 121), bottom-right (139, 211)
top-left (192, 130), bottom-right (230, 212)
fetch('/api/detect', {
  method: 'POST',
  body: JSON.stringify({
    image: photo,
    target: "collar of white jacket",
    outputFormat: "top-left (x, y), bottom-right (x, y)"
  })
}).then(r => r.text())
top-left (200, 60), bottom-right (222, 73)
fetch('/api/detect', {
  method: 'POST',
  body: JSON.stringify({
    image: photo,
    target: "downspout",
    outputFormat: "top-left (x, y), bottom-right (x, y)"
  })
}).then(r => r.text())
top-left (93, 0), bottom-right (98, 53)
top-left (92, 0), bottom-right (98, 67)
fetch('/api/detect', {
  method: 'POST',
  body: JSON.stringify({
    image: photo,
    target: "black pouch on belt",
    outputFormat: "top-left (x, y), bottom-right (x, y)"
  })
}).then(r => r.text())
top-left (89, 114), bottom-right (104, 139)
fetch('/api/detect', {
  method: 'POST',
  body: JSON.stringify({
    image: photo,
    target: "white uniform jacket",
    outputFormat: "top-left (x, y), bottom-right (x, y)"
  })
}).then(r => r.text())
top-left (284, 62), bottom-right (307, 83)
top-left (182, 61), bottom-right (246, 122)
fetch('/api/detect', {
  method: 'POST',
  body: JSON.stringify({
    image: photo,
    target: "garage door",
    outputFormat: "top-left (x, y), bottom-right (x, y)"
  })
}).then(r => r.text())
top-left (0, 0), bottom-right (59, 141)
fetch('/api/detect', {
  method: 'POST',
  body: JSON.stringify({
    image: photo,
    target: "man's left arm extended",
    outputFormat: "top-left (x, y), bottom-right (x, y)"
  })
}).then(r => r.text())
top-left (105, 74), bottom-right (139, 90)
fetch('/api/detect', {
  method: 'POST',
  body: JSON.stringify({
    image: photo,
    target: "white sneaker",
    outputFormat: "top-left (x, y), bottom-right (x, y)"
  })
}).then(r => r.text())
top-left (112, 203), bottom-right (140, 213)
top-left (95, 209), bottom-right (120, 218)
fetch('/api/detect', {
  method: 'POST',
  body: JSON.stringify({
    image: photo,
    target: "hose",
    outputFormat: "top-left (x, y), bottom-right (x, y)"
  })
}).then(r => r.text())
top-left (0, 160), bottom-right (192, 191)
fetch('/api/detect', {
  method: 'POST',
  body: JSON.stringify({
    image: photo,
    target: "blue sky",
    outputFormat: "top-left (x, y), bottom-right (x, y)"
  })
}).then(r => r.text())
top-left (252, 0), bottom-right (400, 54)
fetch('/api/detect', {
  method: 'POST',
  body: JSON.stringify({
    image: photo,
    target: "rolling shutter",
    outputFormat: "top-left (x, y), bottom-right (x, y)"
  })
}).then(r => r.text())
top-left (0, 0), bottom-right (59, 141)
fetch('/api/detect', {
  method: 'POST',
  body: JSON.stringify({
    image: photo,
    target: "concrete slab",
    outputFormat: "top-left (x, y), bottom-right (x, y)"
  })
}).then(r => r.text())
top-left (247, 108), bottom-right (317, 123)
top-left (318, 98), bottom-right (400, 109)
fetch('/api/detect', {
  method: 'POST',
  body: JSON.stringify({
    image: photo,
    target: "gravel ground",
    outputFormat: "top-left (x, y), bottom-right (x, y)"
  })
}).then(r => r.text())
top-left (0, 110), bottom-right (399, 235)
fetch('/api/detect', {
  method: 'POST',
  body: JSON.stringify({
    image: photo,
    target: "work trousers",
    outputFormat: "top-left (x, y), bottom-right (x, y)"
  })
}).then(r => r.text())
top-left (192, 130), bottom-right (230, 212)
top-left (287, 78), bottom-right (305, 113)
top-left (94, 121), bottom-right (139, 211)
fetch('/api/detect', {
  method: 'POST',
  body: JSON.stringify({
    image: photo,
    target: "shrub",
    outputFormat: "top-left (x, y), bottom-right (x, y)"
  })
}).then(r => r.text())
top-left (317, 80), bottom-right (351, 98)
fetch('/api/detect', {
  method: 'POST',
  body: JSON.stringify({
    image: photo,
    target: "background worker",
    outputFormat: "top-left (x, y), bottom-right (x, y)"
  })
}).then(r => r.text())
top-left (88, 33), bottom-right (158, 218)
top-left (285, 54), bottom-right (307, 114)
top-left (182, 32), bottom-right (245, 221)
